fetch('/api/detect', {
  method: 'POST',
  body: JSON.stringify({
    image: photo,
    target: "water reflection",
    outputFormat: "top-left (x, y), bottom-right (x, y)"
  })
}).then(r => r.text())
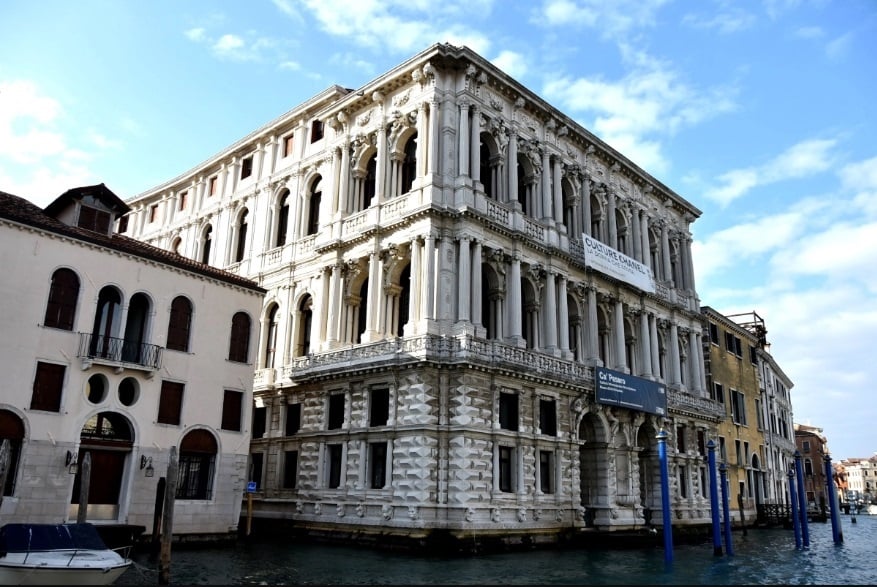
top-left (118, 515), bottom-right (877, 585)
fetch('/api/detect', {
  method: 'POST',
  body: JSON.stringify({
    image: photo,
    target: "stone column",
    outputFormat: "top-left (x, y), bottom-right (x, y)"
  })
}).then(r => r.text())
top-left (631, 208), bottom-right (642, 262)
top-left (458, 100), bottom-right (470, 178)
top-left (614, 299), bottom-right (626, 372)
top-left (507, 255), bottom-right (522, 340)
top-left (587, 286), bottom-right (599, 363)
top-left (338, 141), bottom-right (351, 214)
top-left (649, 315), bottom-right (660, 378)
top-left (424, 234), bottom-right (436, 321)
top-left (543, 271), bottom-right (558, 352)
top-left (553, 157), bottom-right (563, 227)
top-left (470, 106), bottom-right (481, 185)
top-left (326, 264), bottom-right (341, 346)
top-left (582, 178), bottom-right (592, 237)
top-left (542, 150), bottom-right (552, 223)
top-left (507, 130), bottom-right (518, 205)
top-left (457, 236), bottom-right (471, 322)
top-left (362, 251), bottom-right (382, 342)
top-left (429, 99), bottom-right (440, 176)
top-left (417, 102), bottom-right (429, 179)
top-left (472, 241), bottom-right (483, 327)
top-left (669, 321), bottom-right (681, 385)
top-left (661, 224), bottom-right (672, 283)
top-left (639, 311), bottom-right (652, 377)
top-left (410, 238), bottom-right (423, 328)
top-left (311, 273), bottom-right (327, 352)
top-left (558, 276), bottom-right (570, 357)
top-left (376, 120), bottom-right (388, 204)
top-left (641, 213), bottom-right (651, 271)
top-left (688, 329), bottom-right (701, 395)
top-left (607, 192), bottom-right (618, 249)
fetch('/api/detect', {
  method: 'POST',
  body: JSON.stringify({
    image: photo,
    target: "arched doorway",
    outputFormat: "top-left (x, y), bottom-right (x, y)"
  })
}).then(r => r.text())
top-left (0, 409), bottom-right (25, 497)
top-left (69, 411), bottom-right (134, 521)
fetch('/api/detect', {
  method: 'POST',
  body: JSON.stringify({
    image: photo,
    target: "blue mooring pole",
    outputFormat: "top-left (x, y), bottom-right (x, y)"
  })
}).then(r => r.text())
top-left (788, 469), bottom-right (802, 549)
top-left (794, 451), bottom-right (810, 548)
top-left (707, 440), bottom-right (722, 556)
top-left (657, 429), bottom-right (673, 564)
top-left (824, 454), bottom-right (843, 544)
top-left (719, 463), bottom-right (733, 556)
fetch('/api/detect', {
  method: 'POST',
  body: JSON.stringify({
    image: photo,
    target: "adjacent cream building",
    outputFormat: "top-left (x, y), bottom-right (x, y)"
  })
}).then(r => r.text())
top-left (0, 184), bottom-right (265, 541)
top-left (123, 43), bottom-right (725, 548)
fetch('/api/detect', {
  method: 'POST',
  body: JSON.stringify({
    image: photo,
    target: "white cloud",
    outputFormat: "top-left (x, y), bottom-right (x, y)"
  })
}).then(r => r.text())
top-left (542, 51), bottom-right (735, 178)
top-left (681, 7), bottom-right (756, 33)
top-left (536, 0), bottom-right (669, 40)
top-left (295, 0), bottom-right (490, 55)
top-left (704, 138), bottom-right (837, 207)
top-left (491, 51), bottom-right (527, 81)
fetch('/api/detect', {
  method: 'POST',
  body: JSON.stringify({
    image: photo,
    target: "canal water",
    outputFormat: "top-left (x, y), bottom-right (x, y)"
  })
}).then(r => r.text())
top-left (116, 514), bottom-right (876, 585)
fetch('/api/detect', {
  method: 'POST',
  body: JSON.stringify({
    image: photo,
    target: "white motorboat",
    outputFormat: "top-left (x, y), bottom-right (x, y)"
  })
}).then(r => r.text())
top-left (0, 522), bottom-right (132, 585)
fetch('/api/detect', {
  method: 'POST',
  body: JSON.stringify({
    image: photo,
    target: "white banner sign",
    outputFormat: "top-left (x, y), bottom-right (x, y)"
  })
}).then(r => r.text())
top-left (582, 234), bottom-right (656, 293)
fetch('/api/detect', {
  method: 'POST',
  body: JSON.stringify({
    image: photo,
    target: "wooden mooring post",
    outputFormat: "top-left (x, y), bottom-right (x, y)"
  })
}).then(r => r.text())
top-left (159, 446), bottom-right (179, 585)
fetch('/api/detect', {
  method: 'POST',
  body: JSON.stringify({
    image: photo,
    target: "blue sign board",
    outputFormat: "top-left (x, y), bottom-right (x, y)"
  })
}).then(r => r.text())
top-left (246, 481), bottom-right (257, 493)
top-left (595, 367), bottom-right (667, 416)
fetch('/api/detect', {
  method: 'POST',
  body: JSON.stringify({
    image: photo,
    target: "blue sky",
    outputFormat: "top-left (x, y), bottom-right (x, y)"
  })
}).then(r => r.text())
top-left (2, 0), bottom-right (875, 460)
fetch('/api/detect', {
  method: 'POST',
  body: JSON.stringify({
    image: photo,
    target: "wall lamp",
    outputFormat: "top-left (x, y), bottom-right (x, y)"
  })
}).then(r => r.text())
top-left (65, 450), bottom-right (79, 475)
top-left (140, 455), bottom-right (154, 477)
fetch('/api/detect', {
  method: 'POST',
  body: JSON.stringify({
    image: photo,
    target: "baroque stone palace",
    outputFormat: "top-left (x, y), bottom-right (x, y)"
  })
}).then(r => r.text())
top-left (124, 43), bottom-right (724, 548)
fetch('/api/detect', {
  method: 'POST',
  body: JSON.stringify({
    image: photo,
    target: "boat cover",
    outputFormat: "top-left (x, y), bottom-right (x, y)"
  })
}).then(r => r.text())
top-left (0, 524), bottom-right (109, 554)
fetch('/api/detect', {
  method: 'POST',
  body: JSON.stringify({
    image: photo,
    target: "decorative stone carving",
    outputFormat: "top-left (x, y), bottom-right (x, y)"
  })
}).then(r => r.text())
top-left (491, 508), bottom-right (501, 522)
top-left (382, 504), bottom-right (394, 520)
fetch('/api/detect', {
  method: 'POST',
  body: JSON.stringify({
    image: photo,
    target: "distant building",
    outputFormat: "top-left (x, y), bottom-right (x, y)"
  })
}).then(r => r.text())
top-left (702, 308), bottom-right (767, 524)
top-left (794, 423), bottom-right (829, 509)
top-left (0, 184), bottom-right (265, 541)
top-left (121, 43), bottom-right (726, 549)
top-left (840, 455), bottom-right (877, 504)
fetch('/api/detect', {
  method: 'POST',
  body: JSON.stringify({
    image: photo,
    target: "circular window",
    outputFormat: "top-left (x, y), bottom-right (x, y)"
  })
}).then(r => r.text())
top-left (85, 374), bottom-right (109, 404)
top-left (118, 377), bottom-right (140, 407)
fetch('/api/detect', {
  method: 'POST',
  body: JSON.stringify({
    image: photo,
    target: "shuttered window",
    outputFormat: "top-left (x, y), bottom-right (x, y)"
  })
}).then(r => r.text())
top-left (30, 362), bottom-right (65, 412)
top-left (157, 381), bottom-right (184, 425)
top-left (221, 390), bottom-right (243, 431)
top-left (166, 296), bottom-right (193, 352)
top-left (44, 268), bottom-right (79, 330)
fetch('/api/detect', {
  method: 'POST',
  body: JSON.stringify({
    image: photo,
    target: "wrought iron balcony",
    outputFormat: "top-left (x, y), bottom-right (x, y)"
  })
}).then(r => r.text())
top-left (77, 332), bottom-right (163, 370)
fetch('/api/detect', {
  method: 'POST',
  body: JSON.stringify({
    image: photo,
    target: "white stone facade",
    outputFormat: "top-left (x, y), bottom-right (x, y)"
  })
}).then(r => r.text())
top-left (123, 43), bottom-right (723, 546)
top-left (0, 185), bottom-right (265, 540)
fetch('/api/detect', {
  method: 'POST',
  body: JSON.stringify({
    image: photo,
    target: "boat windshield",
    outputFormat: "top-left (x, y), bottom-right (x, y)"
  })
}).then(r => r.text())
top-left (0, 523), bottom-right (108, 553)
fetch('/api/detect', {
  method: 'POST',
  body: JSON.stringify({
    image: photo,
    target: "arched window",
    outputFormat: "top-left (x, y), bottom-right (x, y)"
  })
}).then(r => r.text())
top-left (228, 311), bottom-right (251, 363)
top-left (396, 264), bottom-right (411, 337)
top-left (90, 286), bottom-right (122, 359)
top-left (201, 225), bottom-right (213, 264)
top-left (166, 296), bottom-right (193, 352)
top-left (306, 177), bottom-right (322, 236)
top-left (364, 154), bottom-right (377, 207)
top-left (0, 410), bottom-right (24, 497)
top-left (275, 192), bottom-right (290, 248)
top-left (44, 268), bottom-right (79, 330)
top-left (122, 292), bottom-right (151, 364)
top-left (400, 134), bottom-right (417, 195)
top-left (295, 295), bottom-right (313, 357)
top-left (177, 429), bottom-right (217, 500)
top-left (234, 209), bottom-right (249, 263)
top-left (264, 304), bottom-right (279, 368)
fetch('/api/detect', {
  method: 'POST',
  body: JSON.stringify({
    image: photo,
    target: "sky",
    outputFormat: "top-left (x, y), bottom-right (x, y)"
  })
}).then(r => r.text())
top-left (2, 0), bottom-right (876, 461)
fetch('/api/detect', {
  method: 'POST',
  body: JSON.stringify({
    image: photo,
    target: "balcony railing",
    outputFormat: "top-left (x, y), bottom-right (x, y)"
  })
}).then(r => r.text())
top-left (77, 332), bottom-right (163, 370)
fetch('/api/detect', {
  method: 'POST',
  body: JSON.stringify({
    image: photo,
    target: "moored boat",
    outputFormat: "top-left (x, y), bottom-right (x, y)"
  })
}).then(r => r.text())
top-left (0, 522), bottom-right (131, 585)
